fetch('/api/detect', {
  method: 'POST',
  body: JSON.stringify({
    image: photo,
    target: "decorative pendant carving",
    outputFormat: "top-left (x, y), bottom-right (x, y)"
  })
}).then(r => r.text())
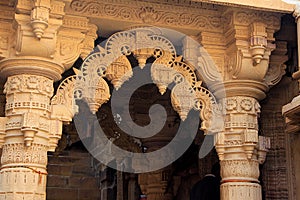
top-left (257, 136), bottom-right (270, 164)
top-left (151, 63), bottom-right (175, 95)
top-left (84, 77), bottom-right (111, 114)
top-left (21, 112), bottom-right (40, 147)
top-left (30, 0), bottom-right (51, 39)
top-left (171, 75), bottom-right (195, 121)
top-left (249, 22), bottom-right (268, 64)
top-left (106, 55), bottom-right (133, 90)
top-left (133, 48), bottom-right (153, 69)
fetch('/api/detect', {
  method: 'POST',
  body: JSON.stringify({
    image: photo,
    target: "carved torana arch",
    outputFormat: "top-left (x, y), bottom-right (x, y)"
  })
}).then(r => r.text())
top-left (52, 27), bottom-right (223, 134)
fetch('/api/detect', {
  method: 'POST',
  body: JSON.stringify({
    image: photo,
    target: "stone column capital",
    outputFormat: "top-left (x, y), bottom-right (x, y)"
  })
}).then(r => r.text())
top-left (0, 0), bottom-right (98, 81)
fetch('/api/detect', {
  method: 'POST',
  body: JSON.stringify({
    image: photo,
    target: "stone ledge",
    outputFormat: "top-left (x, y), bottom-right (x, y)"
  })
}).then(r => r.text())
top-left (282, 94), bottom-right (300, 133)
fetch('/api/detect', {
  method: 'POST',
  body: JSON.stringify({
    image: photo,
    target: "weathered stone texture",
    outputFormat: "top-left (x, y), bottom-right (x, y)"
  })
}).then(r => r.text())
top-left (47, 145), bottom-right (100, 200)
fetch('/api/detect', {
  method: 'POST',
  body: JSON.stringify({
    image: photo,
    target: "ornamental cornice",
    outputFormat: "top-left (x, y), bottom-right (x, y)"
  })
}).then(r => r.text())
top-left (70, 0), bottom-right (222, 13)
top-left (194, 0), bottom-right (294, 13)
top-left (68, 0), bottom-right (224, 32)
top-left (232, 10), bottom-right (282, 30)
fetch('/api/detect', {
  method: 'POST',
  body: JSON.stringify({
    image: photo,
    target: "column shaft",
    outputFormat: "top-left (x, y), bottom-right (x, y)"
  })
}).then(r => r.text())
top-left (216, 96), bottom-right (269, 200)
top-left (0, 74), bottom-right (54, 199)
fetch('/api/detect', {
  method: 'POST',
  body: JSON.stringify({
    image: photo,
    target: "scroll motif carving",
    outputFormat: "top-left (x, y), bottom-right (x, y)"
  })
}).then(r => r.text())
top-left (193, 86), bottom-right (223, 133)
top-left (139, 7), bottom-right (159, 23)
top-left (264, 41), bottom-right (287, 87)
top-left (234, 11), bottom-right (281, 29)
top-left (70, 0), bottom-right (223, 31)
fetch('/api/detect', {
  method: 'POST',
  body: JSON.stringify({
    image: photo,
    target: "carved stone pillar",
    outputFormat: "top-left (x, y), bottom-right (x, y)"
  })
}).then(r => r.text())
top-left (215, 96), bottom-right (270, 200)
top-left (203, 9), bottom-right (286, 200)
top-left (0, 1), bottom-right (97, 199)
top-left (0, 74), bottom-right (55, 199)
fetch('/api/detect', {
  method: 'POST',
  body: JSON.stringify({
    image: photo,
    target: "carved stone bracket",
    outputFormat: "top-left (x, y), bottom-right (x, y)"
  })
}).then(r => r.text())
top-left (264, 41), bottom-right (287, 88)
top-left (224, 20), bottom-right (276, 82)
top-left (0, 0), bottom-right (98, 81)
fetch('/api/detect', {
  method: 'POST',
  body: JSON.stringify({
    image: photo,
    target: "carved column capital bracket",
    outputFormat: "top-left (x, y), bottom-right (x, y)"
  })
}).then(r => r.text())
top-left (21, 112), bottom-right (40, 147)
top-left (212, 9), bottom-right (284, 101)
top-left (0, 1), bottom-right (98, 80)
top-left (201, 10), bottom-right (286, 104)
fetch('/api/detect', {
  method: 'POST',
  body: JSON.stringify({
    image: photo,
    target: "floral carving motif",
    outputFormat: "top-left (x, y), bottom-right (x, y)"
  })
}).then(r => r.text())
top-left (240, 98), bottom-right (253, 111)
top-left (225, 98), bottom-right (238, 111)
top-left (70, 0), bottom-right (223, 31)
top-left (4, 75), bottom-right (53, 97)
top-left (139, 7), bottom-right (159, 23)
top-left (223, 97), bottom-right (260, 114)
